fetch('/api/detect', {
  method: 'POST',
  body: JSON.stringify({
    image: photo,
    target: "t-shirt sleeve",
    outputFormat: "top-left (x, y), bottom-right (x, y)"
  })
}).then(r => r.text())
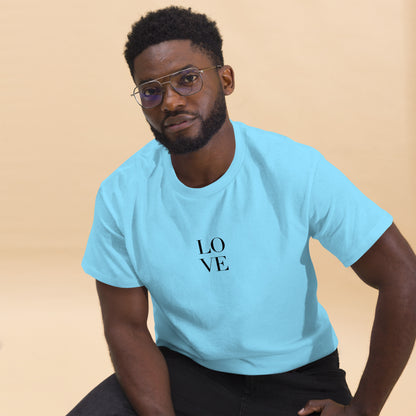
top-left (81, 186), bottom-right (144, 288)
top-left (308, 153), bottom-right (393, 267)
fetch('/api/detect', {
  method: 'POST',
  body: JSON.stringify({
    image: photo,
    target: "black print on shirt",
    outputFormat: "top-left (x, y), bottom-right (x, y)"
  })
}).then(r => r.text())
top-left (197, 237), bottom-right (230, 272)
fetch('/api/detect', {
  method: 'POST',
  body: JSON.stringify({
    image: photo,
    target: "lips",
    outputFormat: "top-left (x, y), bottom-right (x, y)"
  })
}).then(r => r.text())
top-left (163, 114), bottom-right (197, 132)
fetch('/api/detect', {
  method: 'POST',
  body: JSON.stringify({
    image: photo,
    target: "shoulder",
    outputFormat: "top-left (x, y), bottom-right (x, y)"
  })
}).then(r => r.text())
top-left (99, 139), bottom-right (163, 197)
top-left (232, 120), bottom-right (321, 173)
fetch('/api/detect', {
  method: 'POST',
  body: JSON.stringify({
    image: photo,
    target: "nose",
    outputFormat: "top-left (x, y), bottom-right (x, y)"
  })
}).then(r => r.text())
top-left (160, 83), bottom-right (186, 112)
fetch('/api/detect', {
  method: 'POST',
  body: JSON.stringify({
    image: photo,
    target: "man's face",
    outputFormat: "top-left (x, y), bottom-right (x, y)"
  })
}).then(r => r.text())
top-left (132, 40), bottom-right (229, 154)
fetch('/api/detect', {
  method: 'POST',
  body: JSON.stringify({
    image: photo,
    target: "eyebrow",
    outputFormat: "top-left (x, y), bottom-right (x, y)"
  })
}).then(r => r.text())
top-left (138, 64), bottom-right (196, 86)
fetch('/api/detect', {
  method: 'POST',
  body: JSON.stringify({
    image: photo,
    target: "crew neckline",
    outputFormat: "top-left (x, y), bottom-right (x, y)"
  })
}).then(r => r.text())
top-left (163, 120), bottom-right (245, 198)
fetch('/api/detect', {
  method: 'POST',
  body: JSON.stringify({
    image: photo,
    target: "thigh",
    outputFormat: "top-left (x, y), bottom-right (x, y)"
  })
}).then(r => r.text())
top-left (67, 348), bottom-right (245, 416)
top-left (160, 347), bottom-right (243, 416)
top-left (244, 350), bottom-right (352, 416)
top-left (66, 374), bottom-right (137, 416)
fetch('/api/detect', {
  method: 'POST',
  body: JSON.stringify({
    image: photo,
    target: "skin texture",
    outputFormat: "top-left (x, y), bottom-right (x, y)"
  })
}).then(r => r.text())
top-left (133, 40), bottom-right (236, 188)
top-left (98, 39), bottom-right (416, 416)
top-left (97, 282), bottom-right (175, 416)
top-left (148, 89), bottom-right (227, 155)
top-left (299, 223), bottom-right (416, 416)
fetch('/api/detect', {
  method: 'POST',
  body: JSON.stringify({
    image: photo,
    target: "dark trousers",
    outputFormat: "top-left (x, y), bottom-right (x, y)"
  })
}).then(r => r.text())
top-left (67, 347), bottom-right (352, 416)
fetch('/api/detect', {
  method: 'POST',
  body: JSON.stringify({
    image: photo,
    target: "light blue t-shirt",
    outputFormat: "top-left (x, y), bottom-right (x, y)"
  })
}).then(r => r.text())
top-left (82, 121), bottom-right (393, 375)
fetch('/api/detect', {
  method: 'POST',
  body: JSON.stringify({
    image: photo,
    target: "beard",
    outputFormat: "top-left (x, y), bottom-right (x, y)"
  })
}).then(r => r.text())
top-left (149, 92), bottom-right (227, 155)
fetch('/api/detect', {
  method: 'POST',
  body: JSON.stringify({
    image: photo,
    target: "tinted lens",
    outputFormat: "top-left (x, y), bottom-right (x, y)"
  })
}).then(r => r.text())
top-left (171, 69), bottom-right (202, 96)
top-left (139, 82), bottom-right (163, 108)
top-left (133, 68), bottom-right (204, 108)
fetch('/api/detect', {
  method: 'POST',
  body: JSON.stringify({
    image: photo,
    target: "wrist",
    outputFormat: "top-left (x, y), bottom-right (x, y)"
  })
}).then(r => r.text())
top-left (348, 398), bottom-right (381, 416)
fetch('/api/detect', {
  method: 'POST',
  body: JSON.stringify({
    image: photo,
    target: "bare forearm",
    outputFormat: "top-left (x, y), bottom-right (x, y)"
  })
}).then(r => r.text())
top-left (350, 286), bottom-right (416, 415)
top-left (300, 226), bottom-right (416, 416)
top-left (106, 327), bottom-right (176, 416)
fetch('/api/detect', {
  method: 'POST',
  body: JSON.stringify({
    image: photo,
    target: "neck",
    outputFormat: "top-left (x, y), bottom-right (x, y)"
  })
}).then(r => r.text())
top-left (170, 119), bottom-right (235, 188)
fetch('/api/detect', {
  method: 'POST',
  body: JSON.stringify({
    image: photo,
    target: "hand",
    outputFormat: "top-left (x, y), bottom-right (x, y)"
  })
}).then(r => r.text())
top-left (298, 399), bottom-right (362, 416)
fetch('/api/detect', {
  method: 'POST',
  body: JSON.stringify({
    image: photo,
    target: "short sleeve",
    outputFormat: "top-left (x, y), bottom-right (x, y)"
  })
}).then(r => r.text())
top-left (82, 187), bottom-right (144, 288)
top-left (309, 153), bottom-right (393, 267)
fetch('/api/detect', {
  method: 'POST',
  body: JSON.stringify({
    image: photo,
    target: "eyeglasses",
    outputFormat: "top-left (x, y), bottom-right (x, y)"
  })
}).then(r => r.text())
top-left (131, 65), bottom-right (222, 109)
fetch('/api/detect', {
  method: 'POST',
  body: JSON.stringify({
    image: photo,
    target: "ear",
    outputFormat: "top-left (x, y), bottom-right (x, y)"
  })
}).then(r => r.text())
top-left (219, 65), bottom-right (235, 96)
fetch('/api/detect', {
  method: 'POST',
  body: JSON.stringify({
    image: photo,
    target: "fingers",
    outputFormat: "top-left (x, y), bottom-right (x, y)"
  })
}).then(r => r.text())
top-left (298, 399), bottom-right (334, 415)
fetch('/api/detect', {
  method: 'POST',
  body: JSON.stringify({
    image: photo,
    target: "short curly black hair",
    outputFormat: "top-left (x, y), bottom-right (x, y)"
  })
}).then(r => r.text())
top-left (124, 6), bottom-right (224, 80)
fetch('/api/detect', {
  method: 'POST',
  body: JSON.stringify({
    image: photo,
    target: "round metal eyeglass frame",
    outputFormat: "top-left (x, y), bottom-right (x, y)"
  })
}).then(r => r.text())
top-left (130, 65), bottom-right (222, 109)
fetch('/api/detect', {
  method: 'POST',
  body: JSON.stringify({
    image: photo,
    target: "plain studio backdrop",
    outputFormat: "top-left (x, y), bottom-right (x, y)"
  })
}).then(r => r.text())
top-left (1, 1), bottom-right (415, 415)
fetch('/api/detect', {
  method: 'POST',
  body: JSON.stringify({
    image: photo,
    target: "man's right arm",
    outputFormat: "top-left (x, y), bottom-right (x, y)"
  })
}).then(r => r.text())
top-left (96, 280), bottom-right (176, 416)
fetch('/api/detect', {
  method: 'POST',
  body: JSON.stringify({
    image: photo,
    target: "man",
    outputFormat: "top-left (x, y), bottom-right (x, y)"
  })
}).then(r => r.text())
top-left (68, 6), bottom-right (416, 416)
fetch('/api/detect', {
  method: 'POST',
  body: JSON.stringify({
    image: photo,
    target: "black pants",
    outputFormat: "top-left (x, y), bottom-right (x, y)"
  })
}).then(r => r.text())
top-left (67, 347), bottom-right (352, 416)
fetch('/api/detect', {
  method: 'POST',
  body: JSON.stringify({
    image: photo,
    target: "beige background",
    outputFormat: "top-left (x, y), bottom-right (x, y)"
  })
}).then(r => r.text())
top-left (1, 0), bottom-right (415, 414)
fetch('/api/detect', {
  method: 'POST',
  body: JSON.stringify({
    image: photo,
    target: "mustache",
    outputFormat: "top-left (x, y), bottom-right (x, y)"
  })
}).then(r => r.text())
top-left (162, 111), bottom-right (198, 124)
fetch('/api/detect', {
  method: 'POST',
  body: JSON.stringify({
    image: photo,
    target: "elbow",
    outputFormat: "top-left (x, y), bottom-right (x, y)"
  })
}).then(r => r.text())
top-left (103, 320), bottom-right (150, 348)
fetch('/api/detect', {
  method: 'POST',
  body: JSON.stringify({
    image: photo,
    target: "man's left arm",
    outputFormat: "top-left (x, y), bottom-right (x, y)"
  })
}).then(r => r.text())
top-left (299, 222), bottom-right (416, 416)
